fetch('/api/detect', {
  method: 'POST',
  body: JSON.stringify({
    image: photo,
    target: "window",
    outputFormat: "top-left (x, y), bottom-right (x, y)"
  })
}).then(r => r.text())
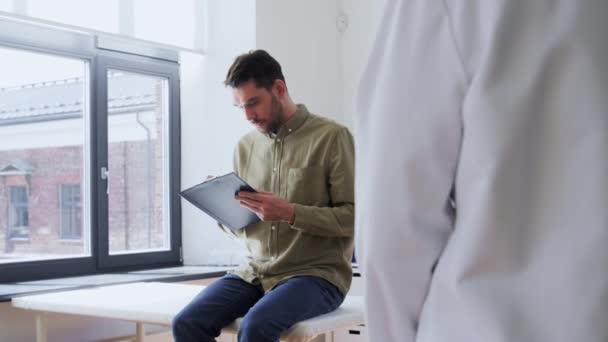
top-left (96, 56), bottom-right (180, 270)
top-left (0, 0), bottom-right (12, 12)
top-left (59, 184), bottom-right (82, 240)
top-left (0, 19), bottom-right (181, 282)
top-left (28, 0), bottom-right (119, 33)
top-left (3, 0), bottom-right (201, 50)
top-left (0, 45), bottom-right (89, 261)
top-left (106, 70), bottom-right (170, 255)
top-left (8, 186), bottom-right (29, 239)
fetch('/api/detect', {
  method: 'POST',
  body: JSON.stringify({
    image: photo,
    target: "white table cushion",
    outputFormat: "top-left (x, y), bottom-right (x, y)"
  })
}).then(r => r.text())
top-left (12, 282), bottom-right (364, 340)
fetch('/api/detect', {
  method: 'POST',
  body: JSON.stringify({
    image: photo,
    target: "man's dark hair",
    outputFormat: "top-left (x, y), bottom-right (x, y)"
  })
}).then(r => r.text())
top-left (224, 49), bottom-right (285, 90)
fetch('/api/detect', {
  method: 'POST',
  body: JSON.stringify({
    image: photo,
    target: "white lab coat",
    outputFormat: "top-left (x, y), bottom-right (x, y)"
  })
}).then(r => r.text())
top-left (355, 1), bottom-right (608, 341)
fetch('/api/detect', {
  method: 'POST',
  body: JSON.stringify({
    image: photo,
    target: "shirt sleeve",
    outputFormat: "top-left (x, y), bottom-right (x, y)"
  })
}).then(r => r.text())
top-left (289, 127), bottom-right (355, 237)
top-left (354, 0), bottom-right (467, 341)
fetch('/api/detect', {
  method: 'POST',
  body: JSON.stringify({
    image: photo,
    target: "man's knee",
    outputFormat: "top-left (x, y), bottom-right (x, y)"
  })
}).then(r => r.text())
top-left (172, 307), bottom-right (216, 342)
top-left (238, 314), bottom-right (278, 341)
top-left (171, 308), bottom-right (194, 338)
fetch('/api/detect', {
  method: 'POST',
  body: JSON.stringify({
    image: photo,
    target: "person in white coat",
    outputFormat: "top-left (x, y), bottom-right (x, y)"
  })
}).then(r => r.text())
top-left (355, 1), bottom-right (608, 341)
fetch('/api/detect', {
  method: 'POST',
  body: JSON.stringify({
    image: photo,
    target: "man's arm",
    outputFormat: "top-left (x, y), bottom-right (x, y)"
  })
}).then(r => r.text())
top-left (355, 0), bottom-right (467, 341)
top-left (289, 127), bottom-right (354, 237)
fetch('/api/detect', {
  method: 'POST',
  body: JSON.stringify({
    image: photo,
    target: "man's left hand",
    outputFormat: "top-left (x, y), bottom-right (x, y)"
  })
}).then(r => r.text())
top-left (236, 191), bottom-right (296, 224)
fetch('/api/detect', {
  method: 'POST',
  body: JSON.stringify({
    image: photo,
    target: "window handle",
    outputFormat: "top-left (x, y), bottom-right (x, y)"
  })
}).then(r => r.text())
top-left (101, 166), bottom-right (110, 195)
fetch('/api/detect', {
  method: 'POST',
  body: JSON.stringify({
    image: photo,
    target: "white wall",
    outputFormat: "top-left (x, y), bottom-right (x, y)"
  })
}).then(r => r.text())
top-left (256, 0), bottom-right (343, 123)
top-left (340, 0), bottom-right (386, 129)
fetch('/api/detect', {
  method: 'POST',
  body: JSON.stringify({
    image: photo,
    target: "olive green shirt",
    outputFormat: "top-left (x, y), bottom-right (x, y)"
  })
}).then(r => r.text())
top-left (227, 104), bottom-right (355, 295)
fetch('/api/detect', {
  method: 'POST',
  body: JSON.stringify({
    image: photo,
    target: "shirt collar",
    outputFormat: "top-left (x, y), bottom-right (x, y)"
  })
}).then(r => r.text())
top-left (267, 104), bottom-right (309, 139)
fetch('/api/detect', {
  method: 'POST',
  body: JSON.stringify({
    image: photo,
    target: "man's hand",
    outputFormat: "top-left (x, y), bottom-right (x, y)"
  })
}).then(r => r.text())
top-left (236, 191), bottom-right (296, 224)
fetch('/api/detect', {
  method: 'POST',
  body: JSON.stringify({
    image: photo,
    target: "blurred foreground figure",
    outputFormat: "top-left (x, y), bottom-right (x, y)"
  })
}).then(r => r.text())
top-left (355, 1), bottom-right (608, 341)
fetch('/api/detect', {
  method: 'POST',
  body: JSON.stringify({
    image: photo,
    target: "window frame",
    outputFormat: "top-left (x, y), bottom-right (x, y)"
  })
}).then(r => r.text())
top-left (0, 19), bottom-right (182, 283)
top-left (96, 52), bottom-right (182, 269)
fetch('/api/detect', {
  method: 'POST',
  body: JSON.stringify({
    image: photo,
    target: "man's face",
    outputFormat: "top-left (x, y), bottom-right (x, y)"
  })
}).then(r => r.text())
top-left (232, 80), bottom-right (284, 134)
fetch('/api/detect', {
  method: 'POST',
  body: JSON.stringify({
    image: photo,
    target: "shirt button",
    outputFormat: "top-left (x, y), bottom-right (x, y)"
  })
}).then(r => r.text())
top-left (276, 138), bottom-right (281, 143)
top-left (271, 225), bottom-right (276, 230)
top-left (288, 129), bottom-right (292, 133)
top-left (272, 167), bottom-right (277, 173)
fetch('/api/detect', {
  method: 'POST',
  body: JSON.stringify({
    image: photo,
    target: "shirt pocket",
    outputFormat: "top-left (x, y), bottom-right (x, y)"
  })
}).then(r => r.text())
top-left (287, 167), bottom-right (327, 205)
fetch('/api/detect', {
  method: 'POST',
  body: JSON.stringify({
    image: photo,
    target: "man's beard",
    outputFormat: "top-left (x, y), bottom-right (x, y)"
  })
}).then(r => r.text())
top-left (266, 95), bottom-right (284, 134)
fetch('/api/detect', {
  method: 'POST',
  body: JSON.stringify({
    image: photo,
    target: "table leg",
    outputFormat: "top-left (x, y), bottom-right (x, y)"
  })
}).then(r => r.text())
top-left (35, 312), bottom-right (47, 342)
top-left (323, 331), bottom-right (335, 342)
top-left (135, 322), bottom-right (145, 342)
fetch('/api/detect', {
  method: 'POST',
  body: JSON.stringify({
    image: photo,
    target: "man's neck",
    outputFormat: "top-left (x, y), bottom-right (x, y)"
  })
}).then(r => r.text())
top-left (282, 101), bottom-right (299, 122)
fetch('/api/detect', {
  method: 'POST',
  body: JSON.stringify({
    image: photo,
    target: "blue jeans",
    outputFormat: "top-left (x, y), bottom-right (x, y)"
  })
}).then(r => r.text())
top-left (172, 274), bottom-right (344, 342)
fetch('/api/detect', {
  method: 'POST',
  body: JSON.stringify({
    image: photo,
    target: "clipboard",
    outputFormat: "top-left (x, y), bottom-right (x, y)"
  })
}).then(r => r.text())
top-left (180, 172), bottom-right (260, 230)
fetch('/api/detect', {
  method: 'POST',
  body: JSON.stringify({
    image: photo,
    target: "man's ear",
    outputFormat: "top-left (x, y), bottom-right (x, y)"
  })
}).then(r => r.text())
top-left (273, 79), bottom-right (287, 98)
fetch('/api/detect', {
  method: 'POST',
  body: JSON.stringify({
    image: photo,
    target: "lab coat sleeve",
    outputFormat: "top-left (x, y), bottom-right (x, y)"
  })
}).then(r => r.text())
top-left (355, 1), bottom-right (467, 341)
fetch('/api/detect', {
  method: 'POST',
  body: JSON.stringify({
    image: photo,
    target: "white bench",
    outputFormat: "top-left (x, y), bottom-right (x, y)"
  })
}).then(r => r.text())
top-left (12, 282), bottom-right (364, 342)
